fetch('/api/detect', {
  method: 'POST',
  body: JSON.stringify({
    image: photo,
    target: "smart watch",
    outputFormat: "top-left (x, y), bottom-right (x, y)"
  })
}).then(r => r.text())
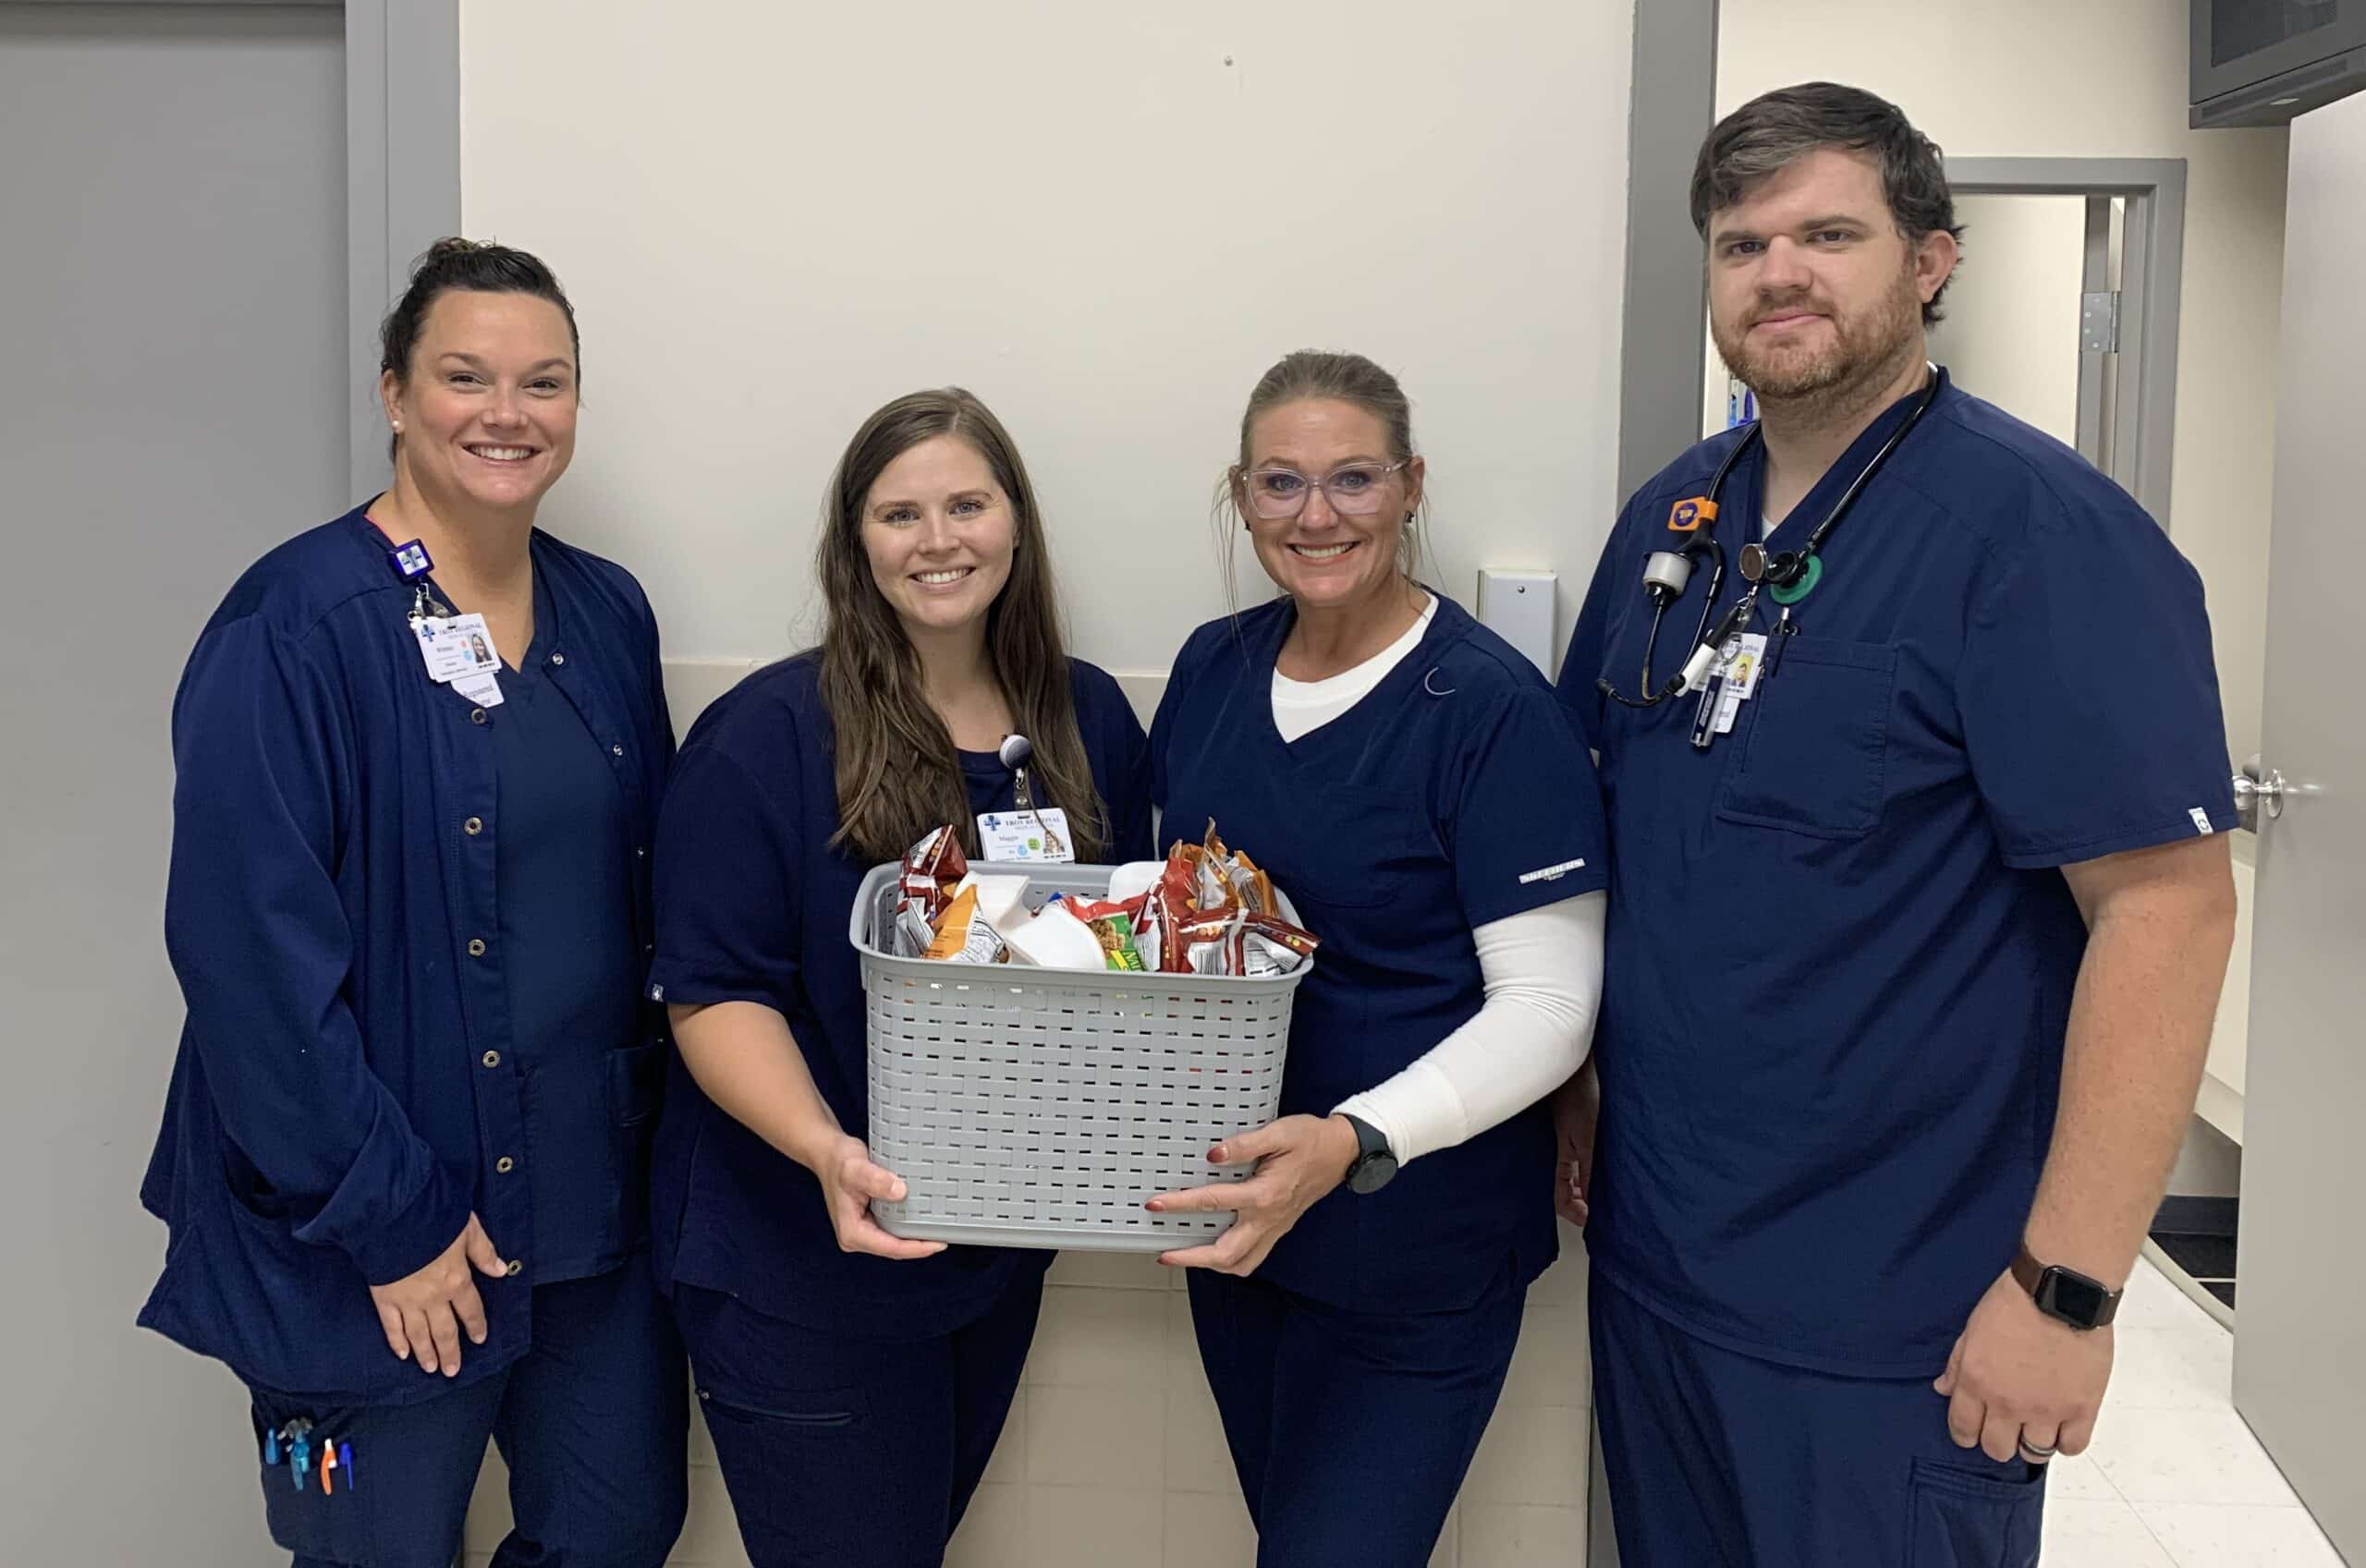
top-left (1339, 1114), bottom-right (1399, 1195)
top-left (2012, 1244), bottom-right (2123, 1331)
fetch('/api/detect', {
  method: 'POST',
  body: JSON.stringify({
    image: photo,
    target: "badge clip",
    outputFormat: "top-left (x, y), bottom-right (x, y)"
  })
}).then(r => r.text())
top-left (1666, 496), bottom-right (1718, 533)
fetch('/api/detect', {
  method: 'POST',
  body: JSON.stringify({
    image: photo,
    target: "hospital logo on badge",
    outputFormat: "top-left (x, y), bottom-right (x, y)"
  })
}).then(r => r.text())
top-left (389, 541), bottom-right (432, 579)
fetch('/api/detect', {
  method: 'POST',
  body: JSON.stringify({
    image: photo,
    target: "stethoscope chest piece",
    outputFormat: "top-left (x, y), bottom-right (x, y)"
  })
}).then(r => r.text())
top-left (1766, 553), bottom-right (1823, 606)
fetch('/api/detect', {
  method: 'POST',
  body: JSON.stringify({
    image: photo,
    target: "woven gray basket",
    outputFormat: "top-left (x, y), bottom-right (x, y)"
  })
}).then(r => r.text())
top-left (850, 860), bottom-right (1305, 1251)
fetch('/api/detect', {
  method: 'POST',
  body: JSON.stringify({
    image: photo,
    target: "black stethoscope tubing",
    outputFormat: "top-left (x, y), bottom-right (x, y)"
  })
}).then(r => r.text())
top-left (1599, 363), bottom-right (1943, 709)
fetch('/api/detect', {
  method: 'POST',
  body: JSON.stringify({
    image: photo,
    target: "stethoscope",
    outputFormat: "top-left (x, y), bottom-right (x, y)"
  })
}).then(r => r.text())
top-left (1597, 364), bottom-right (1943, 747)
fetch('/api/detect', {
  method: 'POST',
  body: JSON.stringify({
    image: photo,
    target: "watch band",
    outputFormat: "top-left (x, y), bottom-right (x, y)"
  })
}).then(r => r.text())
top-left (1339, 1113), bottom-right (1399, 1195)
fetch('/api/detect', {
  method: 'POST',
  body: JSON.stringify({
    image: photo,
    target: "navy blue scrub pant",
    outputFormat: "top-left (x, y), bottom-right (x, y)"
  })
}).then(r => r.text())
top-left (671, 1270), bottom-right (1043, 1568)
top-left (1189, 1265), bottom-right (1527, 1568)
top-left (244, 1252), bottom-right (689, 1568)
top-left (1591, 1270), bottom-right (2048, 1567)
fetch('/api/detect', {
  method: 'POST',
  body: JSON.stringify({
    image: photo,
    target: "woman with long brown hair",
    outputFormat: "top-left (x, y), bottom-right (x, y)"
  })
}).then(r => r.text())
top-left (645, 387), bottom-right (1153, 1567)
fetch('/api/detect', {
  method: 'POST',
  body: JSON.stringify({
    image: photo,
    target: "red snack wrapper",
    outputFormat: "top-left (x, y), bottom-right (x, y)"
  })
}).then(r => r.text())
top-left (1235, 912), bottom-right (1319, 978)
top-left (1174, 909), bottom-right (1239, 976)
top-left (894, 825), bottom-right (969, 954)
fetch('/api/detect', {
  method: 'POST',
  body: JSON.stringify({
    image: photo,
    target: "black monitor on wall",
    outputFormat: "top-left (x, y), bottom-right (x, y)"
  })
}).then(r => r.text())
top-left (2193, 0), bottom-right (2366, 125)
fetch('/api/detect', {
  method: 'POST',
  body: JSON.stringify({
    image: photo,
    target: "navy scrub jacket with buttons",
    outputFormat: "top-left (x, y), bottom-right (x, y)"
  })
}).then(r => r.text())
top-left (644, 651), bottom-right (1153, 1339)
top-left (1555, 371), bottom-right (2237, 1375)
top-left (138, 505), bottom-right (676, 1403)
top-left (1152, 593), bottom-right (1608, 1311)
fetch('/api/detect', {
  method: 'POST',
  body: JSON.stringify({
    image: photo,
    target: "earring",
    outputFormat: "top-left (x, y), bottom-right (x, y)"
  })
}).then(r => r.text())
top-left (391, 421), bottom-right (403, 434)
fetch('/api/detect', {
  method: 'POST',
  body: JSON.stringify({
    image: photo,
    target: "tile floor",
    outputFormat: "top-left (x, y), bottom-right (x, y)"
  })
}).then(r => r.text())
top-left (2031, 1257), bottom-right (2343, 1567)
top-left (463, 1254), bottom-right (2344, 1568)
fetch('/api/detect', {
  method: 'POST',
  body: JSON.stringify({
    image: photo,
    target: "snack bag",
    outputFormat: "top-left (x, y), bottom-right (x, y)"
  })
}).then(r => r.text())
top-left (922, 885), bottom-right (1009, 965)
top-left (894, 825), bottom-right (968, 954)
top-left (1227, 849), bottom-right (1276, 918)
top-left (1236, 912), bottom-right (1320, 978)
top-left (1042, 893), bottom-right (1150, 972)
top-left (1174, 908), bottom-right (1239, 976)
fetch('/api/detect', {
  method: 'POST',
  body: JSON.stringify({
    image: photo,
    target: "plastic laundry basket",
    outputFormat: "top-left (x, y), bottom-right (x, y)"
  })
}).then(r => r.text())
top-left (850, 860), bottom-right (1307, 1251)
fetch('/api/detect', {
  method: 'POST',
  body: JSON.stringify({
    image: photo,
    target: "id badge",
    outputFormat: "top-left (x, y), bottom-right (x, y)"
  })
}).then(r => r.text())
top-left (453, 668), bottom-right (505, 708)
top-left (977, 808), bottom-right (1074, 863)
top-left (1711, 632), bottom-right (1769, 735)
top-left (409, 613), bottom-right (503, 685)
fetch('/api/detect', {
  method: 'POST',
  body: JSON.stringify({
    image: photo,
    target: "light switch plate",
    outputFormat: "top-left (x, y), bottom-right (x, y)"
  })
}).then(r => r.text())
top-left (1476, 568), bottom-right (1557, 675)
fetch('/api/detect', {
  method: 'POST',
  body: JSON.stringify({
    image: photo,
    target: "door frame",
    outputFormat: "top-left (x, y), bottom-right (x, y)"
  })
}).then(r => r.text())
top-left (343, 0), bottom-right (462, 495)
top-left (1943, 157), bottom-right (2188, 531)
top-left (19, 0), bottom-right (459, 496)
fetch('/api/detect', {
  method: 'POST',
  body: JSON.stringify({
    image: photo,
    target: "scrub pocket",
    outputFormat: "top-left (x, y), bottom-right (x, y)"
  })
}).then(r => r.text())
top-left (1905, 1455), bottom-right (2045, 1568)
top-left (1716, 635), bottom-right (1897, 840)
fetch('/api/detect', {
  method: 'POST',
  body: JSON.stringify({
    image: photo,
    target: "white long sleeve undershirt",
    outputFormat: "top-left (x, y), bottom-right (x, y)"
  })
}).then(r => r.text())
top-left (1270, 595), bottom-right (1604, 1166)
top-left (1330, 893), bottom-right (1604, 1164)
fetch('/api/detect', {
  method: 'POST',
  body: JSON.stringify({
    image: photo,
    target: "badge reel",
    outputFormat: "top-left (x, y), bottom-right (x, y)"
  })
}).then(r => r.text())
top-left (393, 538), bottom-right (505, 708)
top-left (976, 734), bottom-right (1073, 863)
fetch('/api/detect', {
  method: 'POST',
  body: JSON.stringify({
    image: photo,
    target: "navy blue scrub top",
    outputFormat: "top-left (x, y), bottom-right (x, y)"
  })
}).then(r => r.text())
top-left (1556, 371), bottom-right (2236, 1376)
top-left (493, 568), bottom-right (645, 1283)
top-left (1152, 593), bottom-right (1608, 1313)
top-left (139, 505), bottom-right (676, 1404)
top-left (646, 651), bottom-right (1153, 1340)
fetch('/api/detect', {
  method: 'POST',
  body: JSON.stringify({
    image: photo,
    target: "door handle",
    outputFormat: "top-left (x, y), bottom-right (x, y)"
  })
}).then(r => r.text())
top-left (2233, 754), bottom-right (2286, 832)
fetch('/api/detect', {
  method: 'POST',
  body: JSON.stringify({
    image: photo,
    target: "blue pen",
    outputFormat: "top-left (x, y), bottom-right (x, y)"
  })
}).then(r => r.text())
top-left (291, 1429), bottom-right (311, 1492)
top-left (263, 1426), bottom-right (280, 1465)
top-left (339, 1440), bottom-right (355, 1489)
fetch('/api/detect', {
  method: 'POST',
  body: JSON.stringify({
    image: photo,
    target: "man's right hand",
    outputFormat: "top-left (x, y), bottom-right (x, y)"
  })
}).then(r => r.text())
top-left (369, 1213), bottom-right (507, 1377)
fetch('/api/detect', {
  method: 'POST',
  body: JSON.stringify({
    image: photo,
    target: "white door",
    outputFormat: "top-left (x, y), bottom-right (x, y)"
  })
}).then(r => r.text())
top-left (0, 5), bottom-right (349, 1562)
top-left (2228, 86), bottom-right (2366, 1565)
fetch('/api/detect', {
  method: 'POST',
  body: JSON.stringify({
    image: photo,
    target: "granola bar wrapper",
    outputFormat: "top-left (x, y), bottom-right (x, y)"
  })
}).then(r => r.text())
top-left (1052, 894), bottom-right (1152, 972)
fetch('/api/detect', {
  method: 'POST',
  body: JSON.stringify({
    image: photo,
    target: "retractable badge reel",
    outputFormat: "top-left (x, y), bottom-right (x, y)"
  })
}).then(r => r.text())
top-left (391, 537), bottom-right (505, 707)
top-left (976, 734), bottom-right (1074, 862)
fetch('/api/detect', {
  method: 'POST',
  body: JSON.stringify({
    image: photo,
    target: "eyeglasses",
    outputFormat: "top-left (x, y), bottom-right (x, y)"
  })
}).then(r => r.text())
top-left (1238, 461), bottom-right (1409, 520)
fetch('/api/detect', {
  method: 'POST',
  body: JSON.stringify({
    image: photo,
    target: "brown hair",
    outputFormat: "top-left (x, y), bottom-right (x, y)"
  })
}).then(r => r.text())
top-left (1690, 82), bottom-right (1965, 325)
top-left (1213, 350), bottom-right (1430, 596)
top-left (378, 237), bottom-right (580, 457)
top-left (816, 388), bottom-right (1108, 864)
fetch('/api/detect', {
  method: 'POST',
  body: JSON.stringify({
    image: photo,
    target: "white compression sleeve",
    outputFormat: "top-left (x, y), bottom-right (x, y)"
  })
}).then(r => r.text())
top-left (1330, 891), bottom-right (1604, 1165)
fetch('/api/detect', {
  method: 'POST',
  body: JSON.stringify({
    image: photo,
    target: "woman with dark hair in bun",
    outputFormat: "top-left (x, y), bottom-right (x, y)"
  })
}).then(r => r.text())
top-left (138, 238), bottom-right (687, 1568)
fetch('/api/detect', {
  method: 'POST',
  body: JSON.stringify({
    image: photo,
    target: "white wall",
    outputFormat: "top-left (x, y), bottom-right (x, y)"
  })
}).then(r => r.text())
top-left (460, 0), bottom-right (1634, 687)
top-left (458, 4), bottom-right (1634, 1565)
top-left (1933, 193), bottom-right (2087, 446)
top-left (1714, 0), bottom-right (2289, 770)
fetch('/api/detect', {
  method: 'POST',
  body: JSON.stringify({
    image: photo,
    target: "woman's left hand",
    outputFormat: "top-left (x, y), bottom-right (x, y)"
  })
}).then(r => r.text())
top-left (1147, 1113), bottom-right (1360, 1275)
